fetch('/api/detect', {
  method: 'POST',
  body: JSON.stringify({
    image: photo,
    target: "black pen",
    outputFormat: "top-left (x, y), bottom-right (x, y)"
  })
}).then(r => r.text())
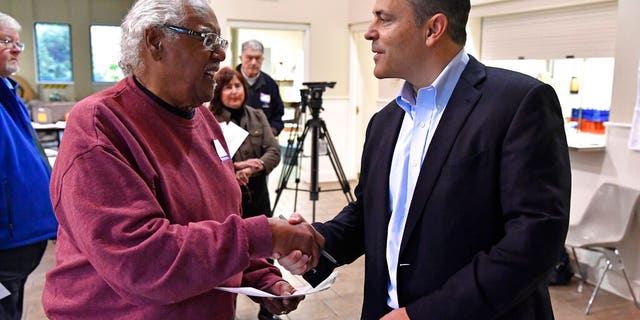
top-left (278, 214), bottom-right (338, 265)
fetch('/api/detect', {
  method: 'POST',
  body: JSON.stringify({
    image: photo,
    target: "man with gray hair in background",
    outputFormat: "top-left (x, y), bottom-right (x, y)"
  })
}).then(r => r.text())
top-left (237, 39), bottom-right (287, 320)
top-left (237, 39), bottom-right (285, 136)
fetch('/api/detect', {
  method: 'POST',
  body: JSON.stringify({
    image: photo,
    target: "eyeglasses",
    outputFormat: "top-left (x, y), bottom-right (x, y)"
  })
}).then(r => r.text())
top-left (0, 39), bottom-right (25, 51)
top-left (161, 24), bottom-right (228, 51)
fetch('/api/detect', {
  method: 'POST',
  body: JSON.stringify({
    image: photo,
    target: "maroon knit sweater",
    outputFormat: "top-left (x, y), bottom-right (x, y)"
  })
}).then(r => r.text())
top-left (43, 77), bottom-right (281, 319)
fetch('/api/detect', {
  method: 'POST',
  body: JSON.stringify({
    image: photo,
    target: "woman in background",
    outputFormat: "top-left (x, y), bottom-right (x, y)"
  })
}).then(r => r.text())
top-left (211, 66), bottom-right (282, 320)
top-left (211, 67), bottom-right (281, 223)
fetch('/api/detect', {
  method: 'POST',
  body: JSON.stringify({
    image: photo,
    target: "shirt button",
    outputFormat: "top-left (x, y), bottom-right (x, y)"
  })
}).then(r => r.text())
top-left (412, 161), bottom-right (419, 167)
top-left (419, 122), bottom-right (426, 128)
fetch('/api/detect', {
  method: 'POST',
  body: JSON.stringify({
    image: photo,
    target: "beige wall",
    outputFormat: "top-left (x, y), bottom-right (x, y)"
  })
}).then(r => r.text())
top-left (470, 0), bottom-right (614, 17)
top-left (610, 0), bottom-right (640, 123)
top-left (348, 0), bottom-right (374, 25)
top-left (213, 0), bottom-right (350, 97)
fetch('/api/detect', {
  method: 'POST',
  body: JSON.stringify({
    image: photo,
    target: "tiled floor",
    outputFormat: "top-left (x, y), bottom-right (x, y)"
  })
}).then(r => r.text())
top-left (21, 174), bottom-right (640, 319)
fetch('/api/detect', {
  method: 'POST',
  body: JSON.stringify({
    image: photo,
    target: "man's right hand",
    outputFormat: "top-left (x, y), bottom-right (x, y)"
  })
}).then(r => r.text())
top-left (273, 213), bottom-right (324, 275)
top-left (268, 215), bottom-right (322, 270)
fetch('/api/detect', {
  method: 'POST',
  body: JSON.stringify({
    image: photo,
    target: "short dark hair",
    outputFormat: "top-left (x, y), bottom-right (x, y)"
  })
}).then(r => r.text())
top-left (406, 0), bottom-right (470, 46)
top-left (210, 67), bottom-right (249, 113)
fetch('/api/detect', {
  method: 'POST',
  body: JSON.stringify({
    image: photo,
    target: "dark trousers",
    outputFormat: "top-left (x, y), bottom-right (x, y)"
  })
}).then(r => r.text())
top-left (241, 174), bottom-right (272, 219)
top-left (241, 174), bottom-right (276, 318)
top-left (0, 241), bottom-right (48, 320)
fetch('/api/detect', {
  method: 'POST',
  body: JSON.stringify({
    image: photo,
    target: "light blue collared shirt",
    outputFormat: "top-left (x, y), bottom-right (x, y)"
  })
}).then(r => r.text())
top-left (386, 49), bottom-right (469, 309)
top-left (2, 77), bottom-right (14, 90)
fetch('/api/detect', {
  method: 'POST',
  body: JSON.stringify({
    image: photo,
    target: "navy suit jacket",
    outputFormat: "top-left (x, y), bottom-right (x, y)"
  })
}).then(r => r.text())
top-left (305, 56), bottom-right (571, 320)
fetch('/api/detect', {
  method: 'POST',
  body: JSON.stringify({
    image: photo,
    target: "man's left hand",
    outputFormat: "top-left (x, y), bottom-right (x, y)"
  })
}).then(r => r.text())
top-left (257, 280), bottom-right (304, 316)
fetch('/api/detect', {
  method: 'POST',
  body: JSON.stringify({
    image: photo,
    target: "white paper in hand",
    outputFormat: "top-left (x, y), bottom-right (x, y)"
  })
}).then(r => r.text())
top-left (216, 271), bottom-right (338, 298)
top-left (218, 121), bottom-right (249, 157)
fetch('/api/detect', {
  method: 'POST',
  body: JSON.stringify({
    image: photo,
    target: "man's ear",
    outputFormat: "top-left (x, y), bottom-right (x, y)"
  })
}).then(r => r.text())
top-left (424, 13), bottom-right (448, 46)
top-left (145, 26), bottom-right (164, 60)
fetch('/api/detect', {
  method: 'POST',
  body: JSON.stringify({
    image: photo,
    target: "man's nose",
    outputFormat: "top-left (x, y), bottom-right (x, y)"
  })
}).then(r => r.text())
top-left (364, 23), bottom-right (378, 40)
top-left (211, 48), bottom-right (226, 62)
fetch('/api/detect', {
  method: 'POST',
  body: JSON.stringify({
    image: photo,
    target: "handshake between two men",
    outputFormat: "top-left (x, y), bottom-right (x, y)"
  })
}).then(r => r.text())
top-left (268, 213), bottom-right (324, 276)
top-left (246, 214), bottom-right (324, 316)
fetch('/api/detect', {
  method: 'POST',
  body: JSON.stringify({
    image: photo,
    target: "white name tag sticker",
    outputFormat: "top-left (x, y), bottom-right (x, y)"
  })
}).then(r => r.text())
top-left (212, 139), bottom-right (230, 161)
top-left (260, 92), bottom-right (271, 104)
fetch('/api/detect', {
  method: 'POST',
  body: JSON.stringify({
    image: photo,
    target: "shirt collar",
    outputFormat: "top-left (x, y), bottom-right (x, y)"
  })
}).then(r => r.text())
top-left (396, 48), bottom-right (469, 114)
top-left (2, 77), bottom-right (15, 91)
top-left (240, 68), bottom-right (260, 86)
top-left (132, 76), bottom-right (195, 119)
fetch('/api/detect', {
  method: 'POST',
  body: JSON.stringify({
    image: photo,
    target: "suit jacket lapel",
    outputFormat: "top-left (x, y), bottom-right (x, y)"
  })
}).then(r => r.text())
top-left (399, 56), bottom-right (486, 253)
top-left (364, 101), bottom-right (405, 275)
top-left (372, 100), bottom-right (405, 225)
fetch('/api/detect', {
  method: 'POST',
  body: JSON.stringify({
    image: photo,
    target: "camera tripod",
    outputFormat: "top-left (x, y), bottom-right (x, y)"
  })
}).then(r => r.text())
top-left (271, 82), bottom-right (355, 222)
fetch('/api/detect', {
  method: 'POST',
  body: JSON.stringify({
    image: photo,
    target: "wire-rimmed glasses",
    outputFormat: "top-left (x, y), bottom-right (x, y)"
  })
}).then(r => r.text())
top-left (0, 39), bottom-right (25, 51)
top-left (161, 24), bottom-right (228, 51)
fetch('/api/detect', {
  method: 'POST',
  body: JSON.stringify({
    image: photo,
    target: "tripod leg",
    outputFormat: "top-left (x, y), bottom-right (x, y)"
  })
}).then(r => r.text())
top-left (310, 120), bottom-right (320, 202)
top-left (293, 149), bottom-right (303, 212)
top-left (271, 124), bottom-right (309, 214)
top-left (319, 120), bottom-right (355, 203)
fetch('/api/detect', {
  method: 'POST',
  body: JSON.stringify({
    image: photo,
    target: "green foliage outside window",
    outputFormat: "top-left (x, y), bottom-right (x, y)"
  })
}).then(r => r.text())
top-left (34, 23), bottom-right (73, 82)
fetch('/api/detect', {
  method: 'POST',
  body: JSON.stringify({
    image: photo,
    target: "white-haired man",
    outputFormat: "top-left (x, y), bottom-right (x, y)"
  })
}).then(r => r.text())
top-left (42, 1), bottom-right (322, 319)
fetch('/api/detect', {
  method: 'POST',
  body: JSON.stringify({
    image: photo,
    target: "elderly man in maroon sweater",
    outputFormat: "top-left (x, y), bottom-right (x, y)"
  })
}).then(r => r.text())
top-left (42, 0), bottom-right (322, 319)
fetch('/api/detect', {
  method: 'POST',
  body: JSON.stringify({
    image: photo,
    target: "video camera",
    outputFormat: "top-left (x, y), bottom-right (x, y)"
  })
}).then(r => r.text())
top-left (302, 81), bottom-right (336, 90)
top-left (300, 81), bottom-right (336, 115)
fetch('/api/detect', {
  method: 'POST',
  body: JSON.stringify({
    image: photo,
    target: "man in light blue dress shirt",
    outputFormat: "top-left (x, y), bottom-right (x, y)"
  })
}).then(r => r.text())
top-left (280, 0), bottom-right (571, 319)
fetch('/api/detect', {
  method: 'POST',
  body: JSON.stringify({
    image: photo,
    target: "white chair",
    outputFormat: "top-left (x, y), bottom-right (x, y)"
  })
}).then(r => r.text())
top-left (565, 182), bottom-right (640, 315)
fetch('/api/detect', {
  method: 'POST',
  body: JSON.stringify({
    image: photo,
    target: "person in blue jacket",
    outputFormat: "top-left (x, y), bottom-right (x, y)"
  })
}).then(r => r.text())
top-left (0, 11), bottom-right (58, 320)
top-left (236, 39), bottom-right (285, 136)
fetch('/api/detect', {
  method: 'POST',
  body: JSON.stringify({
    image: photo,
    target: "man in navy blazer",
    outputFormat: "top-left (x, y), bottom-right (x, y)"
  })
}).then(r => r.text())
top-left (279, 0), bottom-right (571, 319)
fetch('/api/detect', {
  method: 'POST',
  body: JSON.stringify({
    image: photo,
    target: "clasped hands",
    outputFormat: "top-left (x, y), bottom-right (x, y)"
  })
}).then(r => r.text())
top-left (267, 215), bottom-right (410, 320)
top-left (257, 214), bottom-right (320, 315)
top-left (269, 213), bottom-right (323, 275)
top-left (234, 159), bottom-right (263, 185)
